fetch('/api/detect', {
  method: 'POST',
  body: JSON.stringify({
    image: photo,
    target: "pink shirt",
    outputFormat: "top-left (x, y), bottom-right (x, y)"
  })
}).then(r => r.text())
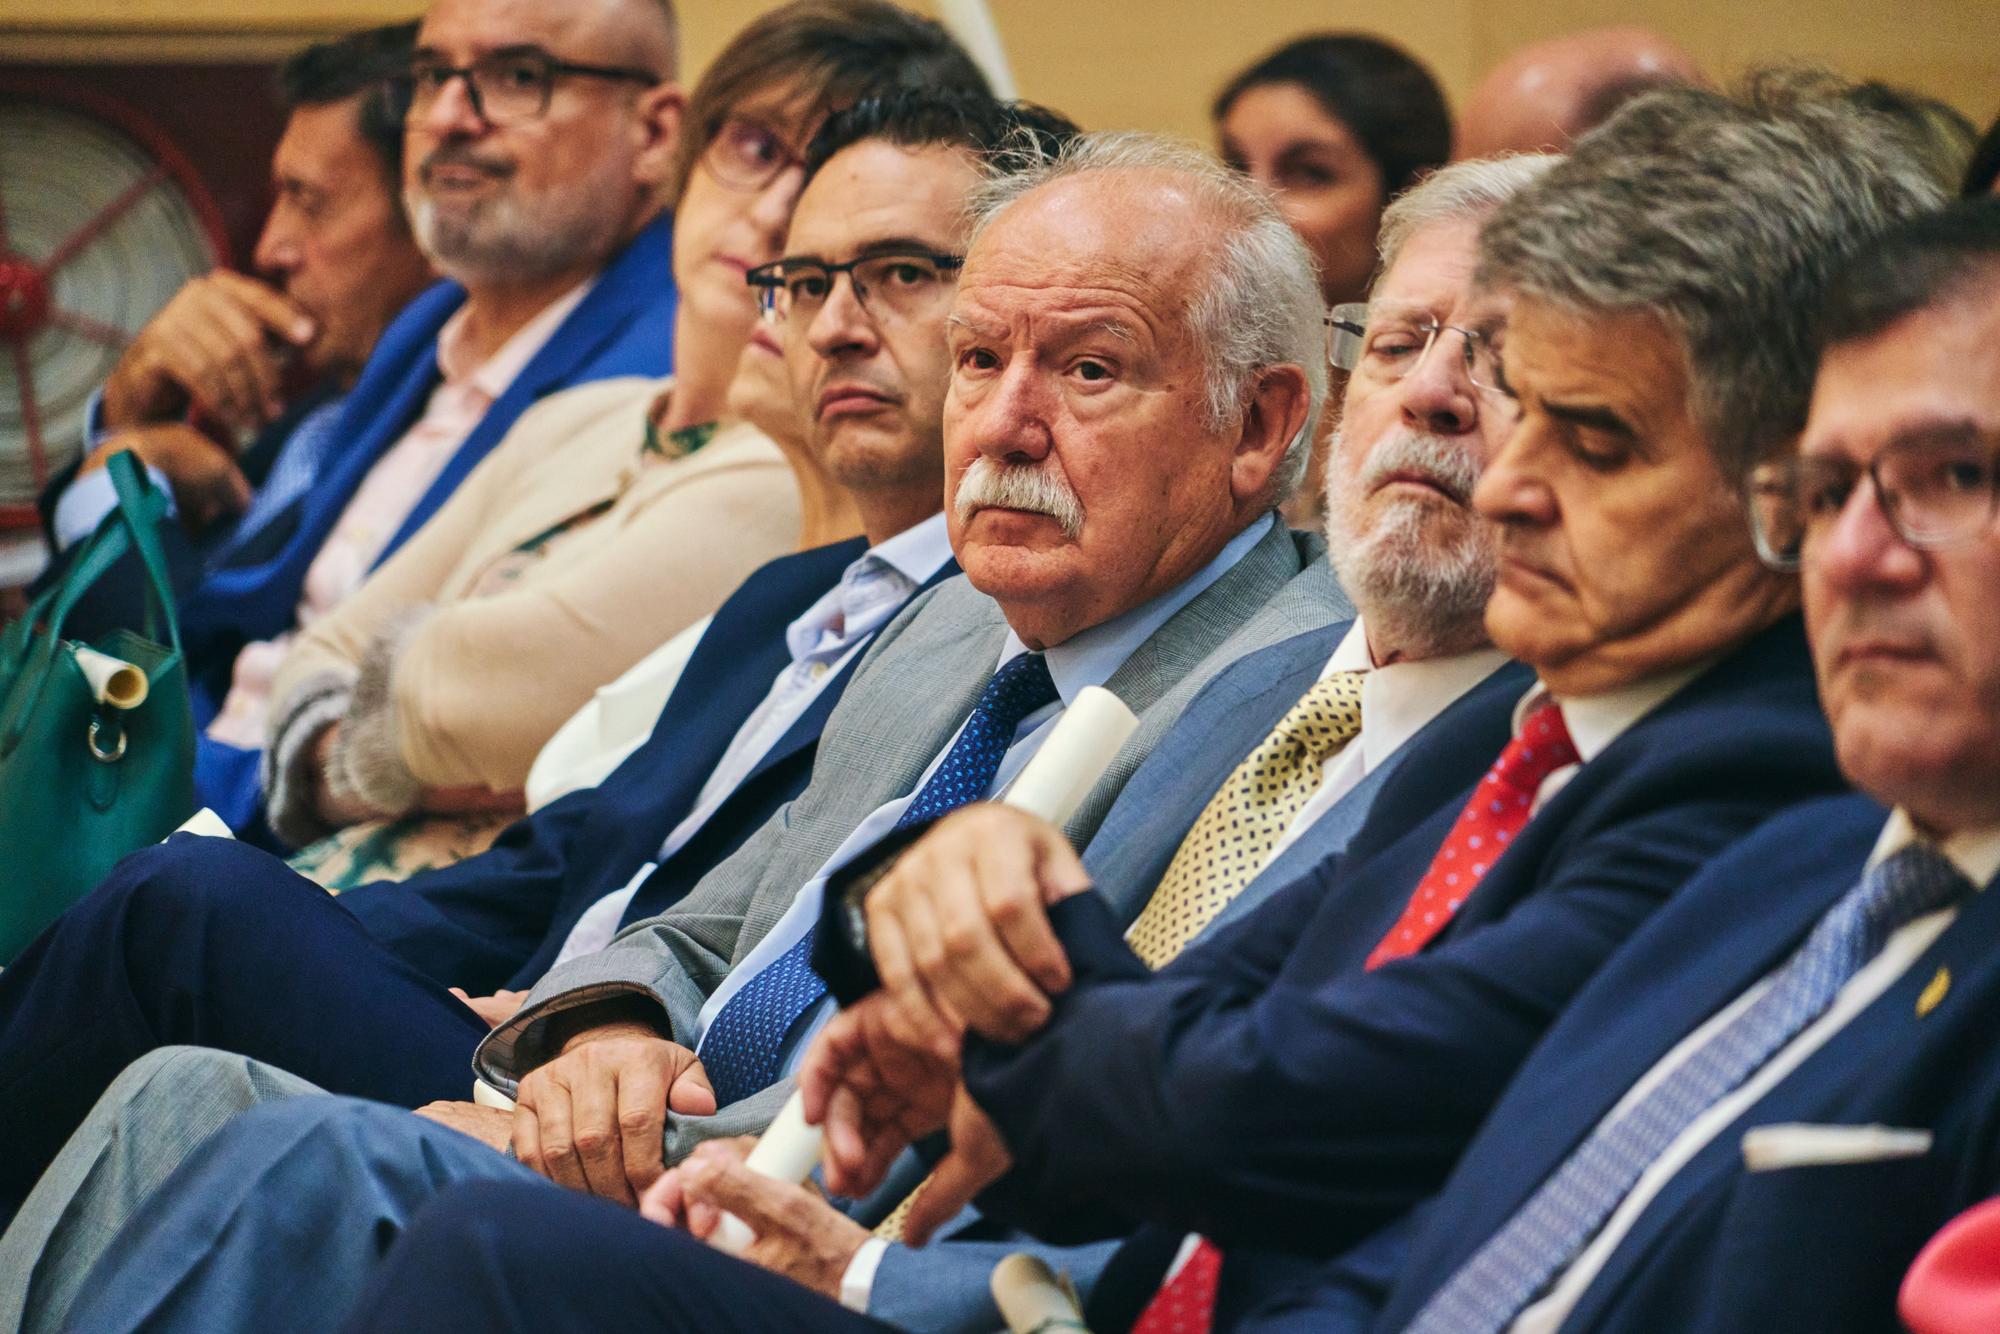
top-left (207, 281), bottom-right (593, 749)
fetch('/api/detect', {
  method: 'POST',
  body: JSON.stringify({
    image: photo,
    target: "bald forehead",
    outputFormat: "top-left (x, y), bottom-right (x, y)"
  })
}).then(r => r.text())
top-left (965, 171), bottom-right (1211, 300)
top-left (419, 0), bottom-right (676, 71)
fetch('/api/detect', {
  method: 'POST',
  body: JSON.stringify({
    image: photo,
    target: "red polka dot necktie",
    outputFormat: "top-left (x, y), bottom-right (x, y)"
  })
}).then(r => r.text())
top-left (1128, 700), bottom-right (1576, 1334)
top-left (1366, 699), bottom-right (1576, 969)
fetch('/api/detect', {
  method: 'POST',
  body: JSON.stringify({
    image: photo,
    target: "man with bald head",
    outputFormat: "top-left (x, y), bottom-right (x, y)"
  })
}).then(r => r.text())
top-left (1454, 26), bottom-right (1702, 159)
top-left (187, 0), bottom-right (685, 833)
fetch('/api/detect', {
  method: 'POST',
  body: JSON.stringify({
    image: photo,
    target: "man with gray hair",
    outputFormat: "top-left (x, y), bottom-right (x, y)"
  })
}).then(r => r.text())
top-left (0, 129), bottom-right (1341, 1334)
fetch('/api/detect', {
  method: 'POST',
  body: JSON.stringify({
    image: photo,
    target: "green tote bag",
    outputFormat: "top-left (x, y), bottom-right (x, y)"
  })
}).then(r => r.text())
top-left (0, 452), bottom-right (196, 960)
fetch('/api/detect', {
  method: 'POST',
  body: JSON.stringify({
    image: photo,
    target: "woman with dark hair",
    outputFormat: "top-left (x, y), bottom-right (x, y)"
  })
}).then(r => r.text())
top-left (1214, 33), bottom-right (1452, 308)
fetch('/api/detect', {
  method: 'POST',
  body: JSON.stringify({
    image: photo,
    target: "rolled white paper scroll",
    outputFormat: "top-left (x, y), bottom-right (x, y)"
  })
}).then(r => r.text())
top-left (992, 1252), bottom-right (1092, 1333)
top-left (75, 646), bottom-right (149, 710)
top-left (936, 0), bottom-right (1018, 100)
top-left (708, 686), bottom-right (1140, 1256)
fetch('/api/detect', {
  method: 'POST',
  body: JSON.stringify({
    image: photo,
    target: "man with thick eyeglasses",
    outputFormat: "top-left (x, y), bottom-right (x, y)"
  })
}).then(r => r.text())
top-left (391, 46), bottom-right (663, 126)
top-left (1357, 197), bottom-right (2000, 1334)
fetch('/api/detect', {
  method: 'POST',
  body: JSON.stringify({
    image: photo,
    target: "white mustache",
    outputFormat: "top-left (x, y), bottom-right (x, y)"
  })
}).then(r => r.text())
top-left (954, 459), bottom-right (1085, 540)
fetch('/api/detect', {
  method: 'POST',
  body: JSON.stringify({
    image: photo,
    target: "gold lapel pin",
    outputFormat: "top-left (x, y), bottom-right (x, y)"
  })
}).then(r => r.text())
top-left (1918, 966), bottom-right (1951, 1018)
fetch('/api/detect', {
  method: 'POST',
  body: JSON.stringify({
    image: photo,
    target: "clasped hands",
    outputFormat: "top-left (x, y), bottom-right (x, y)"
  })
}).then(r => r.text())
top-left (418, 803), bottom-right (1090, 1282)
top-left (798, 802), bottom-right (1096, 1244)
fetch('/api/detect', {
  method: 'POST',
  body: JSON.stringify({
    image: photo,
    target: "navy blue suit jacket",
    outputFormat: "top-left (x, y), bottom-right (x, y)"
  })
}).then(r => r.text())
top-left (1366, 791), bottom-right (2000, 1334)
top-left (964, 616), bottom-right (1846, 1274)
top-left (179, 212), bottom-right (677, 727)
top-left (338, 541), bottom-right (960, 996)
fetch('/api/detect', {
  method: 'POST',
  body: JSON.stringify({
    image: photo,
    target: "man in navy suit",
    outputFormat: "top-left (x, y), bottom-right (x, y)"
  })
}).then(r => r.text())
top-left (184, 0), bottom-right (690, 831)
top-left (307, 76), bottom-right (1944, 1334)
top-left (1331, 200), bottom-right (2000, 1334)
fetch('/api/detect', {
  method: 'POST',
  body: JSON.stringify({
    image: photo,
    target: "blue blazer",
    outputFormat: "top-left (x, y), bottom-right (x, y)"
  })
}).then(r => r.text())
top-left (1366, 790), bottom-right (2000, 1334)
top-left (858, 631), bottom-right (1531, 1334)
top-left (961, 616), bottom-right (1847, 1280)
top-left (180, 211), bottom-right (677, 726)
top-left (337, 542), bottom-right (961, 996)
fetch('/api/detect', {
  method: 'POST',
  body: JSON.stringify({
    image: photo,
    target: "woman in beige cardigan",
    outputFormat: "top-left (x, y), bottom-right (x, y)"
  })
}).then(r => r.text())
top-left (256, 11), bottom-right (912, 882)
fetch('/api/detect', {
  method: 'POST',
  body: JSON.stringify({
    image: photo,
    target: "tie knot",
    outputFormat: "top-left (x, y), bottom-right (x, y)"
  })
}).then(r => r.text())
top-left (980, 651), bottom-right (1060, 731)
top-left (1489, 699), bottom-right (1578, 795)
top-left (1850, 841), bottom-right (1975, 955)
top-left (1278, 669), bottom-right (1368, 760)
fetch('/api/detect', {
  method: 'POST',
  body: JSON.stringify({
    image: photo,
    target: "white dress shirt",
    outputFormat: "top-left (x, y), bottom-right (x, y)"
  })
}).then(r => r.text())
top-left (550, 515), bottom-right (954, 967)
top-left (1512, 811), bottom-right (2000, 1332)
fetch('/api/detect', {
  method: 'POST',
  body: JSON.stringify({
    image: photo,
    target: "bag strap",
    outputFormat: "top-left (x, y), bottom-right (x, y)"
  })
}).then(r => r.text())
top-left (104, 451), bottom-right (183, 654)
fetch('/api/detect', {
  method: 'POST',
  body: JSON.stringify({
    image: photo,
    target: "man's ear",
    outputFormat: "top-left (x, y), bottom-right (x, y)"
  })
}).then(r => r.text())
top-left (1229, 362), bottom-right (1313, 506)
top-left (632, 82), bottom-right (687, 191)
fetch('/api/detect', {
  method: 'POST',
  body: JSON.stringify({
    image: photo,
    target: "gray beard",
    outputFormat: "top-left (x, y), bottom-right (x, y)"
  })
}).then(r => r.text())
top-left (1324, 428), bottom-right (1497, 659)
top-left (405, 186), bottom-right (621, 289)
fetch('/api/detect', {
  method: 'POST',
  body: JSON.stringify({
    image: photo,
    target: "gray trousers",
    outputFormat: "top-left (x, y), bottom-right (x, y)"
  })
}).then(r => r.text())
top-left (0, 1048), bottom-right (319, 1333)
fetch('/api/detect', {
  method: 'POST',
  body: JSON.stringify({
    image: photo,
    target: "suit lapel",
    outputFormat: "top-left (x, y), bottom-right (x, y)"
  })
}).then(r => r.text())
top-left (1562, 823), bottom-right (2000, 1325)
top-left (374, 214), bottom-right (675, 563)
top-left (1421, 804), bottom-right (1884, 1310)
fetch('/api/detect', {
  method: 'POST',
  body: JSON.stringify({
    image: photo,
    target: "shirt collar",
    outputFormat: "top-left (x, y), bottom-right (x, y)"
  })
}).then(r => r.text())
top-left (1511, 656), bottom-right (1714, 765)
top-left (996, 512), bottom-right (1277, 706)
top-left (1868, 808), bottom-right (2000, 889)
top-left (1327, 618), bottom-right (1511, 776)
top-left (435, 276), bottom-right (597, 395)
top-left (864, 510), bottom-right (954, 587)
top-left (783, 512), bottom-right (953, 662)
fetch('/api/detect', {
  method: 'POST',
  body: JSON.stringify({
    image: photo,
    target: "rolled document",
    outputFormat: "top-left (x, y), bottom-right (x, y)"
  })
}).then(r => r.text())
top-left (709, 687), bottom-right (1140, 1256)
top-left (705, 1091), bottom-right (827, 1255)
top-left (936, 0), bottom-right (1017, 99)
top-left (992, 1252), bottom-right (1093, 1334)
top-left (74, 646), bottom-right (149, 710)
top-left (173, 808), bottom-right (233, 839)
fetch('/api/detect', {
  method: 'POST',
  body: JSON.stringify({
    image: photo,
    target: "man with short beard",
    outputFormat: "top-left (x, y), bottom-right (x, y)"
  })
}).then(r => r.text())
top-left (189, 0), bottom-right (685, 833)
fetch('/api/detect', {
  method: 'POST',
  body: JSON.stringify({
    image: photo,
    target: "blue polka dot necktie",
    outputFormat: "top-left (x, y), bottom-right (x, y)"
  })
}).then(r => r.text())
top-left (1403, 841), bottom-right (1974, 1334)
top-left (700, 652), bottom-right (1061, 1107)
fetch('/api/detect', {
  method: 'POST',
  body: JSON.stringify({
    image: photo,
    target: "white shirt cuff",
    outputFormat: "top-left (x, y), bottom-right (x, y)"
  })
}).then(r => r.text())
top-left (839, 1236), bottom-right (891, 1313)
top-left (51, 462), bottom-right (175, 551)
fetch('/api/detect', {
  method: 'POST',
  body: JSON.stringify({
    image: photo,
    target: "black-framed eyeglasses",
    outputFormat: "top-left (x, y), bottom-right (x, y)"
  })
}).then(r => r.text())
top-left (389, 48), bottom-right (659, 126)
top-left (1745, 432), bottom-right (2000, 572)
top-left (747, 250), bottom-right (966, 326)
top-left (701, 116), bottom-right (809, 193)
top-left (1326, 301), bottom-right (1509, 397)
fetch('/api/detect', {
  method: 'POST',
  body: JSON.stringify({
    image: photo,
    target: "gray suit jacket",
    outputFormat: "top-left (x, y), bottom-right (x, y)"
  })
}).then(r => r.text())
top-left (475, 520), bottom-right (1344, 1151)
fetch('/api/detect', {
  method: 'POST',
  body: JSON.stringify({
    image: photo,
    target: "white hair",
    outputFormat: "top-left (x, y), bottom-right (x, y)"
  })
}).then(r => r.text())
top-left (967, 131), bottom-right (1328, 503)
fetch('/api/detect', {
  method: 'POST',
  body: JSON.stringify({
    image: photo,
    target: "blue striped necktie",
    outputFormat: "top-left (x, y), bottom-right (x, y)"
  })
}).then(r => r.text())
top-left (699, 652), bottom-right (1060, 1107)
top-left (1405, 841), bottom-right (1973, 1334)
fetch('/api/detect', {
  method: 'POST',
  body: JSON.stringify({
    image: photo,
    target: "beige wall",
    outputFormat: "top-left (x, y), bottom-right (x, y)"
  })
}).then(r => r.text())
top-left (6, 0), bottom-right (1995, 130)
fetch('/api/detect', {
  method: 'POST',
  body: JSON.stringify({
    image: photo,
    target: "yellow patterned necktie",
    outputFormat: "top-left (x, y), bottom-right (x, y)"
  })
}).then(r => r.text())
top-left (875, 670), bottom-right (1367, 1241)
top-left (1123, 669), bottom-right (1368, 968)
